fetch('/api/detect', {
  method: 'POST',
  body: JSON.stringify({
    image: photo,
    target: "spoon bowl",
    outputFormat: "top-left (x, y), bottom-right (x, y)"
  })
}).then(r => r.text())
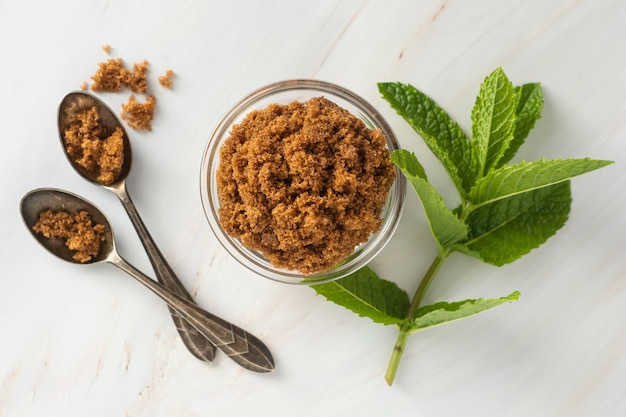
top-left (58, 92), bottom-right (132, 186)
top-left (21, 188), bottom-right (275, 373)
top-left (21, 187), bottom-right (114, 265)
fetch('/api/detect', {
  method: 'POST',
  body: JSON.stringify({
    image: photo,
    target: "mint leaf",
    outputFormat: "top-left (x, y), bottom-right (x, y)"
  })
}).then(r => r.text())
top-left (467, 158), bottom-right (614, 210)
top-left (408, 291), bottom-right (520, 333)
top-left (457, 181), bottom-right (572, 265)
top-left (471, 67), bottom-right (520, 178)
top-left (312, 266), bottom-right (409, 325)
top-left (498, 83), bottom-right (544, 167)
top-left (378, 82), bottom-right (474, 195)
top-left (391, 150), bottom-right (468, 251)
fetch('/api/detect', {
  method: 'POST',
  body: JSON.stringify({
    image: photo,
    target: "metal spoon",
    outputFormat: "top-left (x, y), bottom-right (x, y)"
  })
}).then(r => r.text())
top-left (20, 188), bottom-right (274, 373)
top-left (57, 91), bottom-right (218, 362)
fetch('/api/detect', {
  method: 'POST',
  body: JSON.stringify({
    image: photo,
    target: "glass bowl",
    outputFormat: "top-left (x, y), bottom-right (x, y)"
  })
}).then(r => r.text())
top-left (200, 79), bottom-right (405, 284)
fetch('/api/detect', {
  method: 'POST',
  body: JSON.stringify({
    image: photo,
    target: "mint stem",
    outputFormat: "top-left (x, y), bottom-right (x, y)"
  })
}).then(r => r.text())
top-left (385, 323), bottom-right (410, 385)
top-left (385, 251), bottom-right (448, 385)
top-left (408, 251), bottom-right (448, 315)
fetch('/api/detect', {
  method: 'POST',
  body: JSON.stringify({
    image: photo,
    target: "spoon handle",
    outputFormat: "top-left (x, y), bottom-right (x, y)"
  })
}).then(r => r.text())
top-left (109, 251), bottom-right (275, 373)
top-left (111, 181), bottom-right (218, 363)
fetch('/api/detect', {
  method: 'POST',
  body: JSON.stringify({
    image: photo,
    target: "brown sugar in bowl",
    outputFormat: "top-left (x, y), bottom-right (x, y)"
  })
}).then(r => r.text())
top-left (200, 80), bottom-right (406, 284)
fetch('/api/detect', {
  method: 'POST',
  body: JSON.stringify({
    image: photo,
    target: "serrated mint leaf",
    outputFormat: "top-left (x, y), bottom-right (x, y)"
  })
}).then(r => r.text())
top-left (312, 266), bottom-right (409, 325)
top-left (408, 291), bottom-right (520, 333)
top-left (498, 83), bottom-right (544, 167)
top-left (378, 82), bottom-right (474, 195)
top-left (467, 158), bottom-right (614, 210)
top-left (471, 67), bottom-right (520, 178)
top-left (391, 150), bottom-right (468, 251)
top-left (458, 181), bottom-right (571, 265)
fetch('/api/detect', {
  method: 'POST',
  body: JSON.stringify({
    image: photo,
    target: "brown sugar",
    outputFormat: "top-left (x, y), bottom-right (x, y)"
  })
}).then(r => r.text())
top-left (216, 97), bottom-right (396, 274)
top-left (33, 210), bottom-right (106, 263)
top-left (102, 44), bottom-right (111, 54)
top-left (62, 106), bottom-right (125, 185)
top-left (126, 60), bottom-right (149, 94)
top-left (90, 58), bottom-right (149, 94)
top-left (158, 70), bottom-right (174, 89)
top-left (90, 58), bottom-right (129, 93)
top-left (85, 52), bottom-right (167, 131)
top-left (120, 95), bottom-right (156, 131)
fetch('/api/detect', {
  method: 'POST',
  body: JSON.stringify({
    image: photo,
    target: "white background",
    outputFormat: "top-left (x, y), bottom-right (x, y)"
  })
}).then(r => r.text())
top-left (1, 1), bottom-right (625, 416)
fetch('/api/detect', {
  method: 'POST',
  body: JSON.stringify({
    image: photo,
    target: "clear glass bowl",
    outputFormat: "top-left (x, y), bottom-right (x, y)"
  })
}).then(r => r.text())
top-left (200, 80), bottom-right (405, 284)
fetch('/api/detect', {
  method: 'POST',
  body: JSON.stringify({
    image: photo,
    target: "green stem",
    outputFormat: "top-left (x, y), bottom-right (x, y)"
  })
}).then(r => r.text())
top-left (385, 323), bottom-right (410, 385)
top-left (385, 250), bottom-right (448, 386)
top-left (407, 251), bottom-right (448, 318)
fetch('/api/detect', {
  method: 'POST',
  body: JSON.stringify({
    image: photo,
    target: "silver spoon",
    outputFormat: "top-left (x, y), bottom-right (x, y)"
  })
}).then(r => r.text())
top-left (20, 188), bottom-right (274, 373)
top-left (57, 91), bottom-right (218, 362)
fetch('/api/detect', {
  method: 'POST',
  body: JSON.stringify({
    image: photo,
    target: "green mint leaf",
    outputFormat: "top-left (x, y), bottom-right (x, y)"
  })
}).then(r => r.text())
top-left (457, 181), bottom-right (571, 266)
top-left (391, 150), bottom-right (468, 251)
top-left (467, 158), bottom-right (614, 210)
top-left (408, 291), bottom-right (520, 333)
top-left (471, 67), bottom-right (520, 178)
top-left (497, 83), bottom-right (544, 167)
top-left (312, 266), bottom-right (409, 325)
top-left (378, 82), bottom-right (474, 196)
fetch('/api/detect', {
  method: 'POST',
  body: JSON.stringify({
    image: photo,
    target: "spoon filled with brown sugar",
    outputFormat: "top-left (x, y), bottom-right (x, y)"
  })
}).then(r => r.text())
top-left (58, 91), bottom-right (239, 365)
top-left (21, 188), bottom-right (274, 373)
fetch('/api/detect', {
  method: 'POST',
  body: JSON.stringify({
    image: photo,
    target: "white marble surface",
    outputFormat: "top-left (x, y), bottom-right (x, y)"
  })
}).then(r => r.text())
top-left (1, 0), bottom-right (625, 415)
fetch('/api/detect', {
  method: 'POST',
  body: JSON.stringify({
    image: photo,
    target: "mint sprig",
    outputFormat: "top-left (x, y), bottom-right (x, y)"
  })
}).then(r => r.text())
top-left (313, 67), bottom-right (613, 385)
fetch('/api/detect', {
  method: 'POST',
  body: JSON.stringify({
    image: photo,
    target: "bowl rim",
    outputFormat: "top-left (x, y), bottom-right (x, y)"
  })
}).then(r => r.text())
top-left (200, 79), bottom-right (406, 284)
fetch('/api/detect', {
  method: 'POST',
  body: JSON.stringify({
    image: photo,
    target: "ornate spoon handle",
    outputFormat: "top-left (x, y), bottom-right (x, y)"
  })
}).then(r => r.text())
top-left (110, 180), bottom-right (218, 363)
top-left (109, 250), bottom-right (275, 373)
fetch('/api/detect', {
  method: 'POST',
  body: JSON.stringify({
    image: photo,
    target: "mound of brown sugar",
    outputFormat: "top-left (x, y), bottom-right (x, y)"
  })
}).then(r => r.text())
top-left (63, 106), bottom-right (124, 185)
top-left (33, 210), bottom-right (106, 263)
top-left (216, 97), bottom-right (396, 274)
top-left (121, 95), bottom-right (156, 131)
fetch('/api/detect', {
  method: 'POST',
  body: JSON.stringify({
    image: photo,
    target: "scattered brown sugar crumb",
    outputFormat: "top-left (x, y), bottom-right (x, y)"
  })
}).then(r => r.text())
top-left (85, 51), bottom-right (172, 131)
top-left (62, 106), bottom-right (125, 185)
top-left (126, 60), bottom-right (149, 94)
top-left (216, 97), bottom-right (396, 274)
top-left (158, 70), bottom-right (174, 89)
top-left (121, 95), bottom-right (156, 131)
top-left (89, 58), bottom-right (148, 94)
top-left (90, 58), bottom-right (129, 92)
top-left (33, 210), bottom-right (106, 263)
top-left (80, 81), bottom-right (88, 90)
top-left (102, 44), bottom-right (111, 54)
